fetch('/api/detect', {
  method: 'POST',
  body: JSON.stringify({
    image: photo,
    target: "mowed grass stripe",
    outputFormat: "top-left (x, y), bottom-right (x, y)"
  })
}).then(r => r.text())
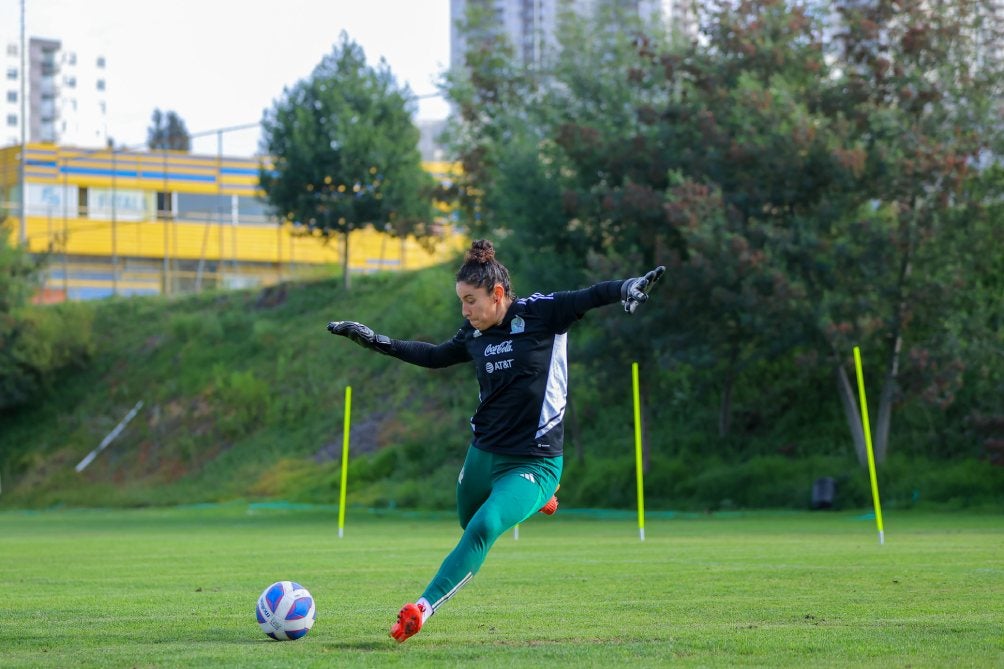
top-left (1, 507), bottom-right (1001, 668)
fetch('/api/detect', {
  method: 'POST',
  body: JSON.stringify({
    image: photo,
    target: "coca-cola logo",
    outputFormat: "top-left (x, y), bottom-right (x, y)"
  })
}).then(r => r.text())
top-left (483, 340), bottom-right (514, 357)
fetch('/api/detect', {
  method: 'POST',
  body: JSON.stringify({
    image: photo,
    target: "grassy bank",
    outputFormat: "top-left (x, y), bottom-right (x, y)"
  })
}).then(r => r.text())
top-left (1, 265), bottom-right (1001, 510)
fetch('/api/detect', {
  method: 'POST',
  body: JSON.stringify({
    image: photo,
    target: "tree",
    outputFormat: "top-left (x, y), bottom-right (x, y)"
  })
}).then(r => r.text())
top-left (627, 0), bottom-right (1001, 459)
top-left (147, 109), bottom-right (191, 151)
top-left (259, 33), bottom-right (434, 289)
top-left (442, 0), bottom-right (1003, 459)
top-left (802, 0), bottom-right (1002, 462)
top-left (0, 220), bottom-right (94, 411)
top-left (0, 220), bottom-right (37, 318)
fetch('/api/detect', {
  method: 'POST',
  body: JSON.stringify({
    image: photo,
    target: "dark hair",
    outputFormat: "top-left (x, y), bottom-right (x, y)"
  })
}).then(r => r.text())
top-left (456, 239), bottom-right (515, 299)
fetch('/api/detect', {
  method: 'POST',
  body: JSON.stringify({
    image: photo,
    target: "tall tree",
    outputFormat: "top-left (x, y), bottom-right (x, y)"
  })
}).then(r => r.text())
top-left (147, 109), bottom-right (191, 151)
top-left (804, 0), bottom-right (1002, 462)
top-left (442, 0), bottom-right (1003, 458)
top-left (260, 33), bottom-right (434, 289)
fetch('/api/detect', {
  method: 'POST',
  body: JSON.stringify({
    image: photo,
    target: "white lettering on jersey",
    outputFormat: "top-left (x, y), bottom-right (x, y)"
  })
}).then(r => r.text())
top-left (484, 340), bottom-right (514, 357)
top-left (485, 359), bottom-right (514, 374)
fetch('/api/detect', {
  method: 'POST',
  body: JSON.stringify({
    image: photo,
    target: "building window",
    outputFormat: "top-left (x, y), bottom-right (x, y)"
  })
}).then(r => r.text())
top-left (6, 114), bottom-right (16, 127)
top-left (6, 68), bottom-right (16, 81)
top-left (96, 79), bottom-right (105, 91)
top-left (67, 52), bottom-right (76, 65)
top-left (96, 56), bottom-right (106, 68)
top-left (6, 91), bottom-right (15, 103)
top-left (78, 187), bottom-right (88, 218)
top-left (6, 44), bottom-right (17, 56)
top-left (65, 75), bottom-right (76, 88)
top-left (156, 192), bottom-right (173, 218)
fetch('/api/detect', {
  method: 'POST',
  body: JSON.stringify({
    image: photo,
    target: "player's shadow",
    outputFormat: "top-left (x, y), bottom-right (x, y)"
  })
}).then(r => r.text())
top-left (321, 641), bottom-right (389, 651)
top-left (229, 636), bottom-right (393, 651)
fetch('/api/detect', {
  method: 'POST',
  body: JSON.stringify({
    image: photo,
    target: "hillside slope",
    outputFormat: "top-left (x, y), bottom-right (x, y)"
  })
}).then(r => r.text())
top-left (0, 267), bottom-right (480, 508)
top-left (2, 265), bottom-right (1001, 511)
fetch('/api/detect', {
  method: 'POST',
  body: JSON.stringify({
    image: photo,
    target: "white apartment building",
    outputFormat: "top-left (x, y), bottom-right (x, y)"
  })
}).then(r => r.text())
top-left (1, 35), bottom-right (108, 148)
top-left (450, 0), bottom-right (700, 71)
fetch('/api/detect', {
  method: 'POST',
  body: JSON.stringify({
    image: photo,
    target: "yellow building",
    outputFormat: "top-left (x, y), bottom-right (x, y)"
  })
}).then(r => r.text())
top-left (0, 143), bottom-right (465, 300)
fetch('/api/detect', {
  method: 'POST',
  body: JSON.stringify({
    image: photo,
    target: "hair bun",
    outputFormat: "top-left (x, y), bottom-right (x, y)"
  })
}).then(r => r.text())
top-left (466, 239), bottom-right (495, 264)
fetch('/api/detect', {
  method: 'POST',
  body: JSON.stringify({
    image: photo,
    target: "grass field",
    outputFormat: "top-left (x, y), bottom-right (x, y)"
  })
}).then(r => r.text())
top-left (1, 505), bottom-right (1001, 668)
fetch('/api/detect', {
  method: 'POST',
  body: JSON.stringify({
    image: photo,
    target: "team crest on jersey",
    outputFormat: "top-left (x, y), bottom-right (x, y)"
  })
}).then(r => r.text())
top-left (510, 316), bottom-right (525, 334)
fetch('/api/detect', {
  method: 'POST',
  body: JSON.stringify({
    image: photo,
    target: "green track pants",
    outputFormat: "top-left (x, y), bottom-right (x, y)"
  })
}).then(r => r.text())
top-left (421, 445), bottom-right (563, 612)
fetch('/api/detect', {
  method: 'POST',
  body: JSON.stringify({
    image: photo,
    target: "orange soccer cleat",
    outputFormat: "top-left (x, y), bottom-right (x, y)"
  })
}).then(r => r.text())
top-left (539, 484), bottom-right (560, 515)
top-left (390, 602), bottom-right (425, 643)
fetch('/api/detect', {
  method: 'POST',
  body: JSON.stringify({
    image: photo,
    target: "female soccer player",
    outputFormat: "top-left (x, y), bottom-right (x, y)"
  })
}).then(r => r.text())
top-left (327, 239), bottom-right (663, 643)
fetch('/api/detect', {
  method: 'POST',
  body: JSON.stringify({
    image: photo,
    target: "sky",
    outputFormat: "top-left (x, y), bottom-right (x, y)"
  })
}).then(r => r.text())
top-left (2, 0), bottom-right (452, 156)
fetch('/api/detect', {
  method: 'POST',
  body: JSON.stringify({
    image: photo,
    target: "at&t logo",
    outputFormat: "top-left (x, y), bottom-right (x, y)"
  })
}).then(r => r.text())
top-left (485, 359), bottom-right (514, 374)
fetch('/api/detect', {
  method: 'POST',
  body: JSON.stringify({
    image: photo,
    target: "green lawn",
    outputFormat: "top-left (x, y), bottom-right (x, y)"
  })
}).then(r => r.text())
top-left (1, 506), bottom-right (1001, 668)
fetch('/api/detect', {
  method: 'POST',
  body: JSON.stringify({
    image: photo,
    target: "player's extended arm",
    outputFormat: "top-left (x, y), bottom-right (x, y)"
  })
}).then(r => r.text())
top-left (326, 321), bottom-right (394, 355)
top-left (565, 266), bottom-right (667, 317)
top-left (326, 321), bottom-right (469, 368)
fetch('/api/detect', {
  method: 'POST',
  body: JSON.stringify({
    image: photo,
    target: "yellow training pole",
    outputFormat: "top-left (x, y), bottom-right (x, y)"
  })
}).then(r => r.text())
top-left (853, 347), bottom-right (885, 545)
top-left (338, 386), bottom-right (352, 539)
top-left (632, 362), bottom-right (646, 541)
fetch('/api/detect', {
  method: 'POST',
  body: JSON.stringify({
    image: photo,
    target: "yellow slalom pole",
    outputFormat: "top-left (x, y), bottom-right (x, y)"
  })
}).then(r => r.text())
top-left (853, 347), bottom-right (885, 545)
top-left (338, 385), bottom-right (352, 539)
top-left (632, 362), bottom-right (646, 542)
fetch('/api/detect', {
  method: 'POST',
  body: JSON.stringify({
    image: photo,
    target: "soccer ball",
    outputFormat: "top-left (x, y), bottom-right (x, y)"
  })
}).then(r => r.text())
top-left (255, 581), bottom-right (316, 641)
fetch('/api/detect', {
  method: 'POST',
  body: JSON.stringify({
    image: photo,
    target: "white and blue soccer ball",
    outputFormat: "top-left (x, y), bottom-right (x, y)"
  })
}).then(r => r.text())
top-left (256, 580), bottom-right (316, 641)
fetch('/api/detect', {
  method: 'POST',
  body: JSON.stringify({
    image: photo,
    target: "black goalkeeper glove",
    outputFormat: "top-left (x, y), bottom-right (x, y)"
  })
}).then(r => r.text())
top-left (326, 321), bottom-right (394, 355)
top-left (620, 265), bottom-right (666, 314)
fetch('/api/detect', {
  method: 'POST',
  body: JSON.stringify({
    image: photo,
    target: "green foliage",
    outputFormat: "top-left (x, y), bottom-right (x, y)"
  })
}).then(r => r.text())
top-left (0, 301), bottom-right (97, 406)
top-left (442, 0), bottom-right (1004, 459)
top-left (212, 367), bottom-right (271, 438)
top-left (260, 32), bottom-right (434, 245)
top-left (0, 223), bottom-right (95, 410)
top-left (169, 311), bottom-right (223, 342)
top-left (0, 222), bottom-right (39, 313)
top-left (0, 263), bottom-right (1000, 510)
top-left (562, 451), bottom-right (1003, 512)
top-left (146, 108), bottom-right (191, 151)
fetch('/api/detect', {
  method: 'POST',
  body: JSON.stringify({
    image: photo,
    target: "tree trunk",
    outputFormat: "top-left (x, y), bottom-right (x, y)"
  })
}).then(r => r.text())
top-left (718, 377), bottom-right (733, 438)
top-left (873, 199), bottom-right (916, 462)
top-left (718, 344), bottom-right (739, 437)
top-left (835, 362), bottom-right (868, 466)
top-left (873, 372), bottom-right (896, 464)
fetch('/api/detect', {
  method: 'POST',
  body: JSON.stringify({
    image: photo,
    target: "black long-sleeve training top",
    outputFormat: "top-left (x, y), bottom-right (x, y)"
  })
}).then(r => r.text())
top-left (386, 280), bottom-right (625, 457)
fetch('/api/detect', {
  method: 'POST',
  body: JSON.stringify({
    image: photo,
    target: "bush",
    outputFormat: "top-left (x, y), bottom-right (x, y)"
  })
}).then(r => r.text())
top-left (212, 367), bottom-right (271, 438)
top-left (557, 452), bottom-right (1003, 511)
top-left (169, 312), bottom-right (223, 342)
top-left (0, 301), bottom-right (96, 410)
